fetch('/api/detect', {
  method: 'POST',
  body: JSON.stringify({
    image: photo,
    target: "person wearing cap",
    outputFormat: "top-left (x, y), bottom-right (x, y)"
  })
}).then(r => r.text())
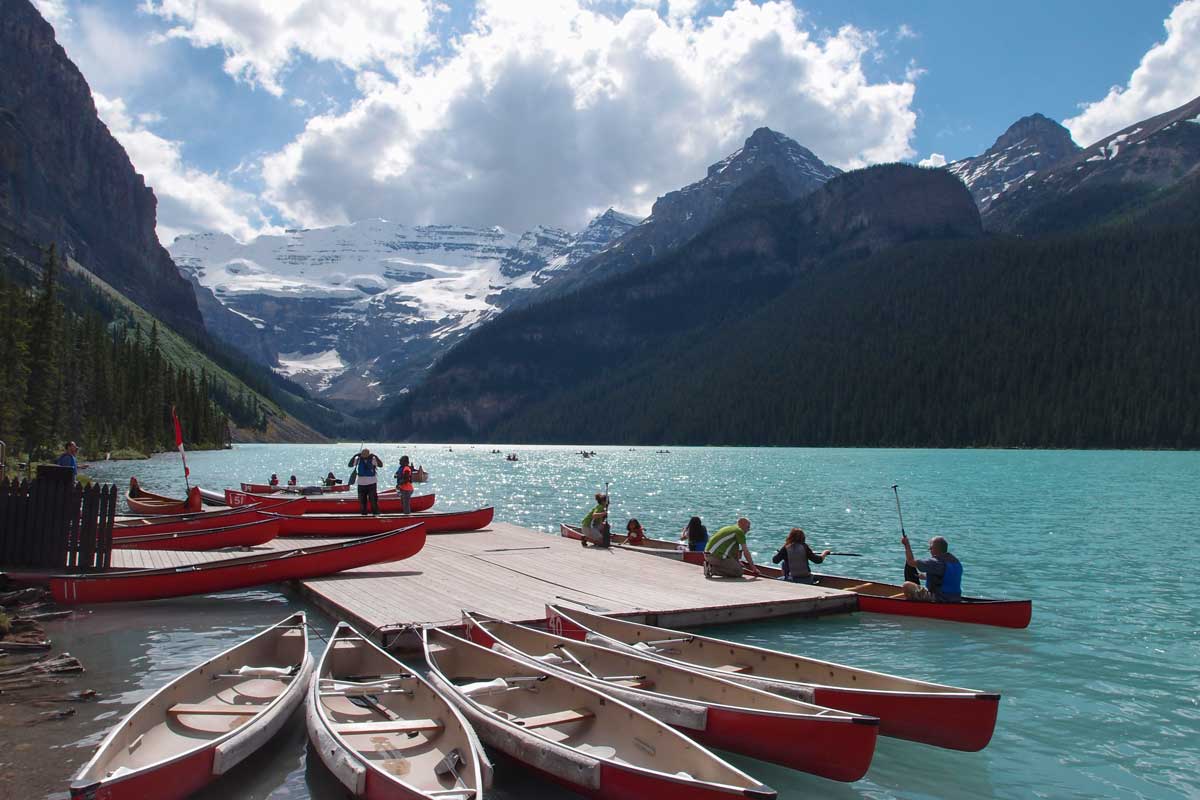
top-left (704, 518), bottom-right (760, 579)
top-left (347, 448), bottom-right (384, 515)
top-left (902, 534), bottom-right (963, 602)
top-left (55, 441), bottom-right (86, 480)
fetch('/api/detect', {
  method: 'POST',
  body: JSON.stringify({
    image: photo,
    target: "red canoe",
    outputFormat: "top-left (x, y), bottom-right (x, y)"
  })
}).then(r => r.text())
top-left (564, 525), bottom-right (1032, 629)
top-left (270, 507), bottom-right (494, 536)
top-left (465, 612), bottom-right (879, 781)
top-left (51, 524), bottom-right (427, 604)
top-left (225, 489), bottom-right (434, 515)
top-left (547, 603), bottom-right (1000, 752)
top-left (127, 477), bottom-right (204, 515)
top-left (112, 518), bottom-right (281, 551)
top-left (113, 499), bottom-right (306, 538)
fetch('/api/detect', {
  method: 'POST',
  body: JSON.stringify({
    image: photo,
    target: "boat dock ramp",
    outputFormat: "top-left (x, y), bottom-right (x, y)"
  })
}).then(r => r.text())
top-left (112, 521), bottom-right (857, 647)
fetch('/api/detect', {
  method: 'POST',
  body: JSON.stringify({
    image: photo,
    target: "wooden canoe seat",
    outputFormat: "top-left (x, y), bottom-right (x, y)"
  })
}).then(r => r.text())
top-left (334, 718), bottom-right (443, 736)
top-left (843, 583), bottom-right (875, 592)
top-left (890, 592), bottom-right (907, 599)
top-left (613, 679), bottom-right (655, 690)
top-left (514, 708), bottom-right (594, 730)
top-left (715, 664), bottom-right (753, 674)
top-left (168, 703), bottom-right (261, 716)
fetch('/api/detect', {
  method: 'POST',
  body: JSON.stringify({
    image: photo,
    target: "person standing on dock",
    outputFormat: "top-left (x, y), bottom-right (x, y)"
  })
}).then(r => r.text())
top-left (580, 493), bottom-right (610, 547)
top-left (704, 518), bottom-right (760, 579)
top-left (772, 528), bottom-right (829, 584)
top-left (348, 448), bottom-right (383, 515)
top-left (901, 534), bottom-right (963, 602)
top-left (394, 455), bottom-right (414, 513)
top-left (55, 441), bottom-right (86, 480)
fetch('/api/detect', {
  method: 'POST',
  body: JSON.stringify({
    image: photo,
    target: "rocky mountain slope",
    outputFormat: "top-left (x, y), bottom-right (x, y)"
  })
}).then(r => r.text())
top-left (170, 209), bottom-right (639, 408)
top-left (0, 0), bottom-right (203, 336)
top-left (539, 127), bottom-right (842, 297)
top-left (982, 94), bottom-right (1200, 233)
top-left (385, 163), bottom-right (980, 440)
top-left (947, 114), bottom-right (1081, 215)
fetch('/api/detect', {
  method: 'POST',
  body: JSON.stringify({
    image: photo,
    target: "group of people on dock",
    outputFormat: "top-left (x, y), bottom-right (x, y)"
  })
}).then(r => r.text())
top-left (579, 492), bottom-right (963, 603)
top-left (263, 449), bottom-right (423, 515)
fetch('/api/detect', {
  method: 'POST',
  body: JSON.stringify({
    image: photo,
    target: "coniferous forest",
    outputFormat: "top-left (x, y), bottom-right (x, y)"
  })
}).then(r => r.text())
top-left (0, 246), bottom-right (252, 460)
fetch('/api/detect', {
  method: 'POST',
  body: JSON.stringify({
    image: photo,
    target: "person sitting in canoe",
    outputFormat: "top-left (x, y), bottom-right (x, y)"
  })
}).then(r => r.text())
top-left (901, 534), bottom-right (963, 603)
top-left (580, 493), bottom-right (610, 548)
top-left (269, 473), bottom-right (279, 486)
top-left (323, 471), bottom-right (338, 487)
top-left (624, 518), bottom-right (647, 546)
top-left (771, 528), bottom-right (830, 584)
top-left (679, 516), bottom-right (708, 552)
top-left (347, 448), bottom-right (384, 515)
top-left (704, 518), bottom-right (760, 579)
top-left (287, 475), bottom-right (298, 486)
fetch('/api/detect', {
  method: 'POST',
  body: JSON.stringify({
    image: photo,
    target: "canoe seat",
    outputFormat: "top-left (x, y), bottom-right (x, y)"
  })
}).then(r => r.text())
top-left (168, 703), bottom-right (262, 716)
top-left (334, 719), bottom-right (443, 735)
top-left (613, 679), bottom-right (655, 690)
top-left (714, 664), bottom-right (753, 674)
top-left (843, 583), bottom-right (875, 592)
top-left (514, 708), bottom-right (594, 730)
top-left (890, 592), bottom-right (907, 599)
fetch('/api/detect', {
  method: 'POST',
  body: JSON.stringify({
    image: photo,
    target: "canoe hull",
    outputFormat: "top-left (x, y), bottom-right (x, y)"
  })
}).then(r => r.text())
top-left (113, 499), bottom-right (304, 538)
top-left (273, 507), bottom-right (493, 536)
top-left (126, 479), bottom-right (204, 516)
top-left (70, 747), bottom-right (215, 800)
top-left (225, 490), bottom-right (434, 514)
top-left (112, 519), bottom-right (280, 551)
top-left (51, 525), bottom-right (427, 604)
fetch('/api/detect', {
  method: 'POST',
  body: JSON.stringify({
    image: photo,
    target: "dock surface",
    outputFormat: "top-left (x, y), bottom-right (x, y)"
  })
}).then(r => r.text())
top-left (113, 522), bottom-right (856, 639)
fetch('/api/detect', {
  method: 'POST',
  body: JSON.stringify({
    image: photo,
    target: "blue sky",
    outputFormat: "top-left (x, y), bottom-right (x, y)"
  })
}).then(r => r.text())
top-left (36, 0), bottom-right (1200, 242)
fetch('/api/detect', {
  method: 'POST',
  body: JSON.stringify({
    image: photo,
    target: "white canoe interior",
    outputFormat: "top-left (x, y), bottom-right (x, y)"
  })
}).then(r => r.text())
top-left (468, 613), bottom-right (862, 721)
top-left (549, 604), bottom-right (984, 697)
top-left (312, 624), bottom-right (487, 799)
top-left (74, 612), bottom-right (310, 786)
top-left (424, 628), bottom-right (768, 794)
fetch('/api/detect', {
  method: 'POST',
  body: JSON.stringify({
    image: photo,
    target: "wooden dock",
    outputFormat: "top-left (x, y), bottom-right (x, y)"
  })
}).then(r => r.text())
top-left (112, 522), bottom-right (857, 646)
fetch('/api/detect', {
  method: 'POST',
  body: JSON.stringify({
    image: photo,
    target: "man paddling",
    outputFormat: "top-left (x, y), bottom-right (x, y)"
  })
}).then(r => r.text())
top-left (347, 448), bottom-right (383, 515)
top-left (901, 534), bottom-right (963, 602)
top-left (580, 493), bottom-right (610, 547)
top-left (704, 518), bottom-right (760, 579)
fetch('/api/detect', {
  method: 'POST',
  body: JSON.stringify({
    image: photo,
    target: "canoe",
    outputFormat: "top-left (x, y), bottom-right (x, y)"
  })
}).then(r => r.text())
top-left (463, 612), bottom-right (878, 780)
top-left (564, 525), bottom-right (1033, 629)
top-left (546, 604), bottom-right (1001, 752)
top-left (412, 469), bottom-right (429, 483)
top-left (69, 612), bottom-right (313, 800)
top-left (127, 477), bottom-right (203, 515)
top-left (423, 627), bottom-right (777, 800)
top-left (242, 482), bottom-right (351, 494)
top-left (112, 518), bottom-right (281, 551)
top-left (309, 623), bottom-right (491, 799)
top-left (270, 507), bottom-right (494, 537)
top-left (51, 523), bottom-right (427, 604)
top-left (114, 499), bottom-right (305, 538)
top-left (225, 489), bottom-right (435, 514)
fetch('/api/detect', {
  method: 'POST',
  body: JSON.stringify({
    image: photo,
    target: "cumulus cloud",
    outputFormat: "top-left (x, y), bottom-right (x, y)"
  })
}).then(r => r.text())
top-left (93, 93), bottom-right (280, 243)
top-left (1065, 0), bottom-right (1200, 146)
top-left (143, 0), bottom-right (438, 96)
top-left (259, 0), bottom-right (919, 232)
top-left (918, 153), bottom-right (947, 168)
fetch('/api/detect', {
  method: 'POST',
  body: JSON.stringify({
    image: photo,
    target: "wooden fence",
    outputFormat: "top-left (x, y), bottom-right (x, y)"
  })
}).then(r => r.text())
top-left (0, 470), bottom-right (117, 570)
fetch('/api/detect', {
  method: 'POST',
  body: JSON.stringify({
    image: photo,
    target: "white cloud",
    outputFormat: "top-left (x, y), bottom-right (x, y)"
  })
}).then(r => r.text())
top-left (142, 0), bottom-right (438, 96)
top-left (1065, 0), bottom-right (1200, 146)
top-left (918, 153), bottom-right (947, 168)
top-left (32, 0), bottom-right (70, 28)
top-left (896, 23), bottom-right (917, 40)
top-left (259, 0), bottom-right (918, 232)
top-left (63, 5), bottom-right (167, 93)
top-left (93, 93), bottom-right (280, 244)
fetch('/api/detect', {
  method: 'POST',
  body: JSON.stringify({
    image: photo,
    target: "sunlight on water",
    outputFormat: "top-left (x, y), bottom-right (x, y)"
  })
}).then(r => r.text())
top-left (31, 445), bottom-right (1193, 799)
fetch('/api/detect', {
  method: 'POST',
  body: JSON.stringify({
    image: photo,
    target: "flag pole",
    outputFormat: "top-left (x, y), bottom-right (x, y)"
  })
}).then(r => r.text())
top-left (172, 406), bottom-right (191, 492)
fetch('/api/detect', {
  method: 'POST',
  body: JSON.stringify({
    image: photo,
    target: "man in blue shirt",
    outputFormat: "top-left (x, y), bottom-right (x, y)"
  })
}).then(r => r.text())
top-left (901, 534), bottom-right (963, 602)
top-left (55, 441), bottom-right (85, 480)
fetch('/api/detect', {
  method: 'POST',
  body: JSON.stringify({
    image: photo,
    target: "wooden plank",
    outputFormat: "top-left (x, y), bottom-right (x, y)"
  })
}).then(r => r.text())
top-left (514, 708), bottom-right (594, 730)
top-left (333, 719), bottom-right (442, 735)
top-left (169, 703), bottom-right (262, 716)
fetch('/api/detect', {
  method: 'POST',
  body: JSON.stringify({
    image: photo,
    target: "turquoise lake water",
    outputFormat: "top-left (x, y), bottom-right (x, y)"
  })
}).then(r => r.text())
top-left (28, 444), bottom-right (1199, 799)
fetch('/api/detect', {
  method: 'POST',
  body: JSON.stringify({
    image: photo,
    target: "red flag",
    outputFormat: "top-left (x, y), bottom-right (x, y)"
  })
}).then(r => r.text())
top-left (171, 406), bottom-right (190, 478)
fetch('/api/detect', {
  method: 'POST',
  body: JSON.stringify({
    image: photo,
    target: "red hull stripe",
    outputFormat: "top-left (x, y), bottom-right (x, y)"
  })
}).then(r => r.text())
top-left (272, 507), bottom-right (493, 536)
top-left (112, 519), bottom-right (280, 551)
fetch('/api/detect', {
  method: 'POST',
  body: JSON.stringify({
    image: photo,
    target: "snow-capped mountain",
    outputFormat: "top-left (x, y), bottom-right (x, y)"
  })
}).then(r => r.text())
top-left (170, 210), bottom-right (639, 407)
top-left (947, 113), bottom-right (1081, 215)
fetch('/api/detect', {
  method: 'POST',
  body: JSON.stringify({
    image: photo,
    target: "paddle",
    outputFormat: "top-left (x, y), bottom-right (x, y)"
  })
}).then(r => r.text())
top-left (347, 693), bottom-right (401, 720)
top-left (893, 485), bottom-right (921, 584)
top-left (826, 552), bottom-right (862, 557)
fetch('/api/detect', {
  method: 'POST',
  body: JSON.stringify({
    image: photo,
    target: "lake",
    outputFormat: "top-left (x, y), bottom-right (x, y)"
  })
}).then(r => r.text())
top-left (13, 444), bottom-right (1197, 799)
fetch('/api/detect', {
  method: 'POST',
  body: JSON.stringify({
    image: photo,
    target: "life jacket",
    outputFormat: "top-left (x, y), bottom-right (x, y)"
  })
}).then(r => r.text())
top-left (939, 556), bottom-right (963, 596)
top-left (356, 459), bottom-right (377, 478)
top-left (397, 465), bottom-right (413, 490)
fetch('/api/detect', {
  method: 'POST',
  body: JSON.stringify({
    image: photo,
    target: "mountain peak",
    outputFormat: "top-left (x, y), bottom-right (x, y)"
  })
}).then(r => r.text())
top-left (992, 113), bottom-right (1077, 153)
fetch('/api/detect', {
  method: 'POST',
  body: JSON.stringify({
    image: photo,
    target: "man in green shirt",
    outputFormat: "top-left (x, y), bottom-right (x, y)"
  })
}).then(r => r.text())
top-left (704, 518), bottom-right (760, 578)
top-left (580, 492), bottom-right (610, 548)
